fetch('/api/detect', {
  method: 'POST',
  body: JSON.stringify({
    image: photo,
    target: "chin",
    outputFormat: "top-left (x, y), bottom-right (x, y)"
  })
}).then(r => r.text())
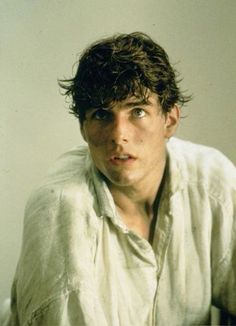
top-left (99, 168), bottom-right (139, 187)
top-left (107, 174), bottom-right (137, 187)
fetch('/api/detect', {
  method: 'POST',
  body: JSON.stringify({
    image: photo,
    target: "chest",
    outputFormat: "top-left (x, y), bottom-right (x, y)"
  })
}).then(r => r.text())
top-left (118, 212), bottom-right (152, 241)
top-left (91, 207), bottom-right (212, 325)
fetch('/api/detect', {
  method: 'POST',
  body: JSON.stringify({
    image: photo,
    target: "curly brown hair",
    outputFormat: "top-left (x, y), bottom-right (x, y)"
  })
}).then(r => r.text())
top-left (59, 32), bottom-right (191, 123)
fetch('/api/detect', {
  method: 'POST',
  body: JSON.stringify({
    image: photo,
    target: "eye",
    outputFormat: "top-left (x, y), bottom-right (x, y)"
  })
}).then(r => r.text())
top-left (92, 109), bottom-right (111, 121)
top-left (132, 108), bottom-right (146, 118)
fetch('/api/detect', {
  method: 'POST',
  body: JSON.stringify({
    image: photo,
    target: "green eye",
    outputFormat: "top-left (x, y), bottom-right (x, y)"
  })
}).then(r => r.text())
top-left (133, 108), bottom-right (146, 118)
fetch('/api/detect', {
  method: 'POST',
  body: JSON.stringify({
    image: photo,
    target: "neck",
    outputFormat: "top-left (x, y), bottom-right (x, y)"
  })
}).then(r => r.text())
top-left (108, 158), bottom-right (166, 218)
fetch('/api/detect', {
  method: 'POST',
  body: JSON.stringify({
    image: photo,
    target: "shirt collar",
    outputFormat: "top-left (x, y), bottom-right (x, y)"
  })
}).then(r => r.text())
top-left (166, 138), bottom-right (185, 195)
top-left (91, 163), bottom-right (119, 219)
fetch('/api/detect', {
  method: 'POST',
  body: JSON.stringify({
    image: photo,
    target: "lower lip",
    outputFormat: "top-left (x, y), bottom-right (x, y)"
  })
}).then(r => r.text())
top-left (109, 158), bottom-right (136, 166)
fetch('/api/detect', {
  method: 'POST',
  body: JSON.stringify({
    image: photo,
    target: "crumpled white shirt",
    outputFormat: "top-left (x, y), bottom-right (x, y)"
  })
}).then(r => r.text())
top-left (6, 138), bottom-right (236, 325)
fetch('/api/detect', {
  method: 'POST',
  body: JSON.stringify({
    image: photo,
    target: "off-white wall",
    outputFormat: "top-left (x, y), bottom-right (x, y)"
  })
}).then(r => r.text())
top-left (1, 0), bottom-right (236, 304)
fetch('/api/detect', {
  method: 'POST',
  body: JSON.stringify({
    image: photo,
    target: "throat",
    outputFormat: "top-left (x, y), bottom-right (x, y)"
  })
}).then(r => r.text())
top-left (113, 162), bottom-right (167, 243)
top-left (116, 207), bottom-right (153, 241)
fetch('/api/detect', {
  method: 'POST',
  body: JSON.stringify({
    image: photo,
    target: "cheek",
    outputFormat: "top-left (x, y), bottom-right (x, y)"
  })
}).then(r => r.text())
top-left (140, 122), bottom-right (164, 140)
top-left (85, 127), bottom-right (109, 147)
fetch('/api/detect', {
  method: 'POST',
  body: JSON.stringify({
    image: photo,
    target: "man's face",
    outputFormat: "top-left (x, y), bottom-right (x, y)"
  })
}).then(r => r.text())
top-left (81, 92), bottom-right (179, 190)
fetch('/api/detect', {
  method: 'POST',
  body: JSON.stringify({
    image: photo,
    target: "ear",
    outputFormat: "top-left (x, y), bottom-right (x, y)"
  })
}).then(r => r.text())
top-left (80, 123), bottom-right (88, 142)
top-left (164, 104), bottom-right (180, 138)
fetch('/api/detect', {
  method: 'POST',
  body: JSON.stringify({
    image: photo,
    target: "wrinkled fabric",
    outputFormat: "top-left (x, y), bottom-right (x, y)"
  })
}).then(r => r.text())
top-left (6, 138), bottom-right (236, 325)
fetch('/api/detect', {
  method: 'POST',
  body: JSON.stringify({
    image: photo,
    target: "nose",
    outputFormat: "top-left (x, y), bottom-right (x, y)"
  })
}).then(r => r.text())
top-left (110, 115), bottom-right (129, 144)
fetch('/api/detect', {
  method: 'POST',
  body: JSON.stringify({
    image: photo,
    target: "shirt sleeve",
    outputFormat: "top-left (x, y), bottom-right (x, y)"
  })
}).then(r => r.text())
top-left (212, 171), bottom-right (236, 315)
top-left (7, 178), bottom-right (101, 326)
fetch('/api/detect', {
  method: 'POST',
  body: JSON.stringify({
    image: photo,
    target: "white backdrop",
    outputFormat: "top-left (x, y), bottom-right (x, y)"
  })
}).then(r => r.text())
top-left (1, 0), bottom-right (236, 304)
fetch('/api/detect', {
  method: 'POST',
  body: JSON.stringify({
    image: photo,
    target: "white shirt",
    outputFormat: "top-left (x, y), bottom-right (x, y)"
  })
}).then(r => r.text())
top-left (6, 138), bottom-right (236, 325)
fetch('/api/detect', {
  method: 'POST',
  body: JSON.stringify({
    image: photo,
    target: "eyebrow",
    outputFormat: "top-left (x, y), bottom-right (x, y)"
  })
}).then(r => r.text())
top-left (87, 98), bottom-right (151, 113)
top-left (123, 99), bottom-right (151, 107)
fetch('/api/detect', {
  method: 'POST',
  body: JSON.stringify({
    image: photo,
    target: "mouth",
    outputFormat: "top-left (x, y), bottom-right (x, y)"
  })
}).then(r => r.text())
top-left (109, 153), bottom-right (137, 165)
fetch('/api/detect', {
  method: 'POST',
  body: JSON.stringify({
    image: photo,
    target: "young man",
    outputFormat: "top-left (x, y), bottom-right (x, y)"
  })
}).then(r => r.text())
top-left (6, 32), bottom-right (236, 325)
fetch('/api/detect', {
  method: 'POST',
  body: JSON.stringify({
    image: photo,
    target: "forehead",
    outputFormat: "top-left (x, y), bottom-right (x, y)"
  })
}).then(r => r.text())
top-left (109, 92), bottom-right (159, 109)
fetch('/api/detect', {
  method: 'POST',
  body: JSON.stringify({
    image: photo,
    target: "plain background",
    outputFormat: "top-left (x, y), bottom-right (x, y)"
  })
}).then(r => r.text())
top-left (1, 0), bottom-right (236, 305)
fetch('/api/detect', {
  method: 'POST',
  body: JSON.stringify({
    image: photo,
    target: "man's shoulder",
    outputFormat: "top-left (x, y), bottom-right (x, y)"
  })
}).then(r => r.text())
top-left (23, 144), bottom-right (97, 245)
top-left (167, 137), bottom-right (236, 188)
top-left (168, 137), bottom-right (229, 159)
top-left (20, 145), bottom-right (98, 278)
top-left (24, 145), bottom-right (95, 224)
top-left (44, 145), bottom-right (91, 185)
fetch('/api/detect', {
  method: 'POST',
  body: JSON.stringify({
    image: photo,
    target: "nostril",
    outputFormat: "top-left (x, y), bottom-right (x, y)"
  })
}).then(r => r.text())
top-left (111, 137), bottom-right (128, 144)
